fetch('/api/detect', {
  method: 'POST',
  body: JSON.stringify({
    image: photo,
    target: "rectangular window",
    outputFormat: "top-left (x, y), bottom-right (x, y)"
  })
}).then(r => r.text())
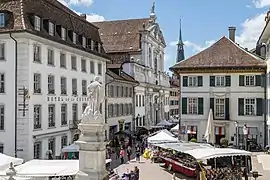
top-left (61, 136), bottom-right (67, 148)
top-left (48, 138), bottom-right (55, 156)
top-left (49, 22), bottom-right (55, 36)
top-left (48, 75), bottom-right (55, 94)
top-left (0, 73), bottom-right (4, 93)
top-left (33, 105), bottom-right (41, 129)
top-left (33, 141), bottom-right (42, 159)
top-left (90, 61), bottom-right (95, 74)
top-left (33, 73), bottom-right (41, 93)
top-left (245, 98), bottom-right (256, 115)
top-left (72, 104), bottom-right (78, 121)
top-left (98, 63), bottom-right (102, 75)
top-left (139, 95), bottom-right (141, 107)
top-left (60, 53), bottom-right (66, 68)
top-left (61, 104), bottom-right (67, 126)
top-left (61, 27), bottom-right (66, 40)
top-left (187, 98), bottom-right (198, 114)
top-left (215, 99), bottom-right (225, 118)
top-left (0, 43), bottom-right (5, 60)
top-left (48, 104), bottom-right (55, 127)
top-left (245, 75), bottom-right (255, 86)
top-left (73, 32), bottom-right (76, 44)
top-left (72, 78), bottom-right (77, 95)
top-left (215, 76), bottom-right (225, 87)
top-left (0, 13), bottom-right (5, 27)
top-left (34, 16), bottom-right (41, 31)
top-left (136, 95), bottom-right (138, 107)
top-left (71, 56), bottom-right (77, 70)
top-left (47, 49), bottom-right (54, 65)
top-left (81, 59), bottom-right (86, 72)
top-left (125, 87), bottom-right (128, 97)
top-left (60, 77), bottom-right (67, 95)
top-left (33, 45), bottom-right (41, 62)
top-left (0, 105), bottom-right (4, 130)
top-left (188, 76), bottom-right (197, 87)
top-left (82, 37), bottom-right (86, 48)
top-left (82, 80), bottom-right (87, 96)
top-left (142, 96), bottom-right (145, 106)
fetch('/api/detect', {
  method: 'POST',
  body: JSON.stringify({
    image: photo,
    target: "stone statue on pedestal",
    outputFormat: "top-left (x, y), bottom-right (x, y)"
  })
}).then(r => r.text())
top-left (81, 76), bottom-right (105, 124)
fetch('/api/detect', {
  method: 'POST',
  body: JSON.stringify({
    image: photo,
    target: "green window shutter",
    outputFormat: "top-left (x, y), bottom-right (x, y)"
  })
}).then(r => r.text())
top-left (255, 75), bottom-right (261, 86)
top-left (197, 76), bottom-right (203, 86)
top-left (182, 98), bottom-right (187, 114)
top-left (238, 98), bottom-right (244, 116)
top-left (183, 76), bottom-right (188, 87)
top-left (239, 75), bottom-right (245, 86)
top-left (256, 98), bottom-right (263, 116)
top-left (198, 98), bottom-right (204, 115)
top-left (210, 76), bottom-right (215, 87)
top-left (225, 76), bottom-right (231, 87)
top-left (210, 98), bottom-right (215, 118)
top-left (225, 98), bottom-right (230, 120)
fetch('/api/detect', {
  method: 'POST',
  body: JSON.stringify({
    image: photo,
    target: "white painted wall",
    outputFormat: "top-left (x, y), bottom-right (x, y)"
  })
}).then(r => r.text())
top-left (0, 32), bottom-right (107, 160)
top-left (180, 72), bottom-right (264, 143)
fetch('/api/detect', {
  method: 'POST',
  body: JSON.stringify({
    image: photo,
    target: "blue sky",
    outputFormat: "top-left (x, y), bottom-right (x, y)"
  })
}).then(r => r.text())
top-left (59, 0), bottom-right (270, 71)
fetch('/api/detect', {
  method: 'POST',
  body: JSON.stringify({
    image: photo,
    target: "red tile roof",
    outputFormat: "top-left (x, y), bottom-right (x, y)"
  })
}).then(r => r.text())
top-left (170, 36), bottom-right (266, 71)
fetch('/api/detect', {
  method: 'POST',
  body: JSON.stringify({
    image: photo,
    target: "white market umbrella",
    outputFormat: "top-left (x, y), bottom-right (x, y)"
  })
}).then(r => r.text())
top-left (204, 109), bottom-right (215, 144)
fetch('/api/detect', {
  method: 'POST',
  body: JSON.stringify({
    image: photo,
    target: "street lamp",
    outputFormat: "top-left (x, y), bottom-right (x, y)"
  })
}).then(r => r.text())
top-left (235, 121), bottom-right (239, 148)
top-left (243, 124), bottom-right (249, 176)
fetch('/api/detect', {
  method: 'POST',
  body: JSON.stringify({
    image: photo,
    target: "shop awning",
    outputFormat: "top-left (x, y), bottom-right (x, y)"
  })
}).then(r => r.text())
top-left (148, 130), bottom-right (178, 144)
top-left (62, 144), bottom-right (79, 153)
top-left (0, 154), bottom-right (24, 171)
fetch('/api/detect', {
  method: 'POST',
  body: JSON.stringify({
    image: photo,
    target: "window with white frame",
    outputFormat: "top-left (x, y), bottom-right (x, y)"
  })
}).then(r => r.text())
top-left (61, 27), bottom-right (66, 40)
top-left (215, 76), bottom-right (225, 87)
top-left (48, 75), bottom-right (55, 94)
top-left (188, 76), bottom-right (197, 87)
top-left (0, 13), bottom-right (5, 27)
top-left (48, 22), bottom-right (55, 36)
top-left (47, 49), bottom-right (54, 65)
top-left (34, 16), bottom-right (41, 31)
top-left (48, 138), bottom-right (55, 156)
top-left (0, 43), bottom-right (5, 60)
top-left (60, 77), bottom-right (67, 95)
top-left (109, 85), bottom-right (114, 97)
top-left (33, 45), bottom-right (41, 62)
top-left (0, 105), bottom-right (4, 130)
top-left (108, 104), bottom-right (113, 117)
top-left (82, 80), bottom-right (87, 96)
top-left (82, 37), bottom-right (86, 48)
top-left (33, 141), bottom-right (42, 159)
top-left (72, 104), bottom-right (78, 121)
top-left (0, 73), bottom-right (4, 93)
top-left (60, 53), bottom-right (66, 68)
top-left (245, 98), bottom-right (256, 115)
top-left (90, 61), bottom-right (95, 74)
top-left (245, 75), bottom-right (255, 86)
top-left (61, 104), bottom-right (67, 126)
top-left (187, 98), bottom-right (198, 114)
top-left (81, 59), bottom-right (86, 72)
top-left (33, 105), bottom-right (41, 129)
top-left (215, 99), bottom-right (225, 117)
top-left (71, 56), bottom-right (77, 70)
top-left (61, 136), bottom-right (67, 148)
top-left (48, 104), bottom-right (55, 127)
top-left (33, 73), bottom-right (41, 93)
top-left (98, 63), bottom-right (102, 75)
top-left (73, 32), bottom-right (76, 44)
top-left (72, 78), bottom-right (77, 95)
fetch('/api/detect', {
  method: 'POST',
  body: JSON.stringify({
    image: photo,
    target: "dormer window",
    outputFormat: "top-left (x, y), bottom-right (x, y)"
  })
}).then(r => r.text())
top-left (61, 27), bottom-right (66, 40)
top-left (34, 16), bottom-right (41, 31)
top-left (0, 13), bottom-right (5, 27)
top-left (49, 22), bottom-right (55, 36)
top-left (82, 37), bottom-right (86, 48)
top-left (73, 32), bottom-right (76, 44)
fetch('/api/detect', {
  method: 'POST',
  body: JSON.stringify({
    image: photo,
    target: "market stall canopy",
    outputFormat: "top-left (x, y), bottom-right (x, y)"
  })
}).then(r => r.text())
top-left (148, 130), bottom-right (178, 144)
top-left (62, 144), bottom-right (79, 152)
top-left (11, 159), bottom-right (112, 177)
top-left (171, 124), bottom-right (179, 131)
top-left (156, 120), bottom-right (173, 126)
top-left (0, 154), bottom-right (24, 171)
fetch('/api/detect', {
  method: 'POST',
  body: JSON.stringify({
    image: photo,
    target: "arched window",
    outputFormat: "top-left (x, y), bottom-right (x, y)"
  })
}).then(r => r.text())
top-left (154, 56), bottom-right (157, 73)
top-left (149, 48), bottom-right (152, 67)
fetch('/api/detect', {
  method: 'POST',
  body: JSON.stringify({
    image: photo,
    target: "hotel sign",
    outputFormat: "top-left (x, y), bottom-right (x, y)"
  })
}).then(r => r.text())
top-left (47, 96), bottom-right (89, 102)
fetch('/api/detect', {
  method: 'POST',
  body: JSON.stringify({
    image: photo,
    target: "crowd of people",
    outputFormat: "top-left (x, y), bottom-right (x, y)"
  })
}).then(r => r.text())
top-left (201, 167), bottom-right (243, 180)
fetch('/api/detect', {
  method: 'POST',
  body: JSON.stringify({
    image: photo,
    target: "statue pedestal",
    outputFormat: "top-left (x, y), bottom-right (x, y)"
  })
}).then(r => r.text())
top-left (76, 122), bottom-right (108, 180)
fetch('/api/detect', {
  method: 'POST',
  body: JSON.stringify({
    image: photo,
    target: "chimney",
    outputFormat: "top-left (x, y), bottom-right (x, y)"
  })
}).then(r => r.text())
top-left (80, 14), bottom-right (87, 20)
top-left (228, 27), bottom-right (236, 42)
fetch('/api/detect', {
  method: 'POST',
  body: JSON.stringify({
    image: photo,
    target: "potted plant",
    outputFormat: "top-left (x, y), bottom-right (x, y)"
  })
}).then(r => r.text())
top-left (220, 138), bottom-right (228, 147)
top-left (190, 138), bottom-right (197, 142)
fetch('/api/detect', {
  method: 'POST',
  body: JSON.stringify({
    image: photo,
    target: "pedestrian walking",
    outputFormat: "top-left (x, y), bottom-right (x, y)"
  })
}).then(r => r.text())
top-left (134, 166), bottom-right (139, 180)
top-left (120, 148), bottom-right (125, 164)
top-left (127, 146), bottom-right (132, 162)
top-left (135, 145), bottom-right (140, 162)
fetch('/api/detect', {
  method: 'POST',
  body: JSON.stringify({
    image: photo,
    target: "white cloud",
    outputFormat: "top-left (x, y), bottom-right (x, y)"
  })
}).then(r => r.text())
top-left (252, 0), bottom-right (270, 8)
top-left (57, 0), bottom-right (105, 22)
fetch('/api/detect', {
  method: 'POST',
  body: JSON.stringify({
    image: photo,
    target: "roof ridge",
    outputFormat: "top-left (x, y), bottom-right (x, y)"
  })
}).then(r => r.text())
top-left (94, 18), bottom-right (150, 23)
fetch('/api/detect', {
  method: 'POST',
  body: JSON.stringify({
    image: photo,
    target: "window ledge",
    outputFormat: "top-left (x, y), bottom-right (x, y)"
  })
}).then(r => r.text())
top-left (48, 126), bottom-right (56, 129)
top-left (60, 94), bottom-right (68, 96)
top-left (0, 129), bottom-right (5, 132)
top-left (33, 60), bottom-right (42, 64)
top-left (0, 92), bottom-right (5, 94)
top-left (33, 128), bottom-right (42, 131)
top-left (71, 69), bottom-right (77, 71)
top-left (48, 93), bottom-right (56, 95)
top-left (33, 93), bottom-right (42, 95)
top-left (60, 66), bottom-right (67, 69)
top-left (0, 58), bottom-right (6, 61)
top-left (61, 124), bottom-right (68, 127)
top-left (47, 64), bottom-right (55, 67)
